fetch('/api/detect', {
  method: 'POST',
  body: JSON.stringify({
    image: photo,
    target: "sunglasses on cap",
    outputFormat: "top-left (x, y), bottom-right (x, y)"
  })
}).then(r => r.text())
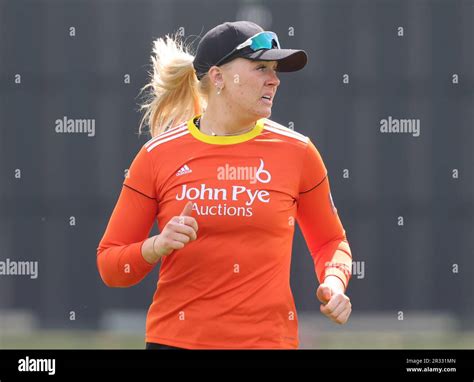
top-left (215, 31), bottom-right (281, 66)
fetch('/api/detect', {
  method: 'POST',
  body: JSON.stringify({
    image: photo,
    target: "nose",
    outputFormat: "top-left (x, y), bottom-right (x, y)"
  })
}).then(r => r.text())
top-left (267, 69), bottom-right (280, 87)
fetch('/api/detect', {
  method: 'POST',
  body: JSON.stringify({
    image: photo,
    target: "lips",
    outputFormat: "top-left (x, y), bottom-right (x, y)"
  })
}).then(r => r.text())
top-left (261, 93), bottom-right (274, 106)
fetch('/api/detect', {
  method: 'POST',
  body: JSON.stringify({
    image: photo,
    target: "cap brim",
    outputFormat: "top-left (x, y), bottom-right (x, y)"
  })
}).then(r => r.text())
top-left (242, 49), bottom-right (307, 72)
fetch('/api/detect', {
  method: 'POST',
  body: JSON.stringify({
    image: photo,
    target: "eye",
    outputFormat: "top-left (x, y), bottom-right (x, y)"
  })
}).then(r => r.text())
top-left (257, 64), bottom-right (278, 72)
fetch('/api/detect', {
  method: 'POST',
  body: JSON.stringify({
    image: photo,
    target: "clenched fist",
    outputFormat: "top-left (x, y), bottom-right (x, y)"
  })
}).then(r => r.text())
top-left (141, 201), bottom-right (199, 264)
top-left (153, 201), bottom-right (199, 258)
top-left (317, 277), bottom-right (352, 324)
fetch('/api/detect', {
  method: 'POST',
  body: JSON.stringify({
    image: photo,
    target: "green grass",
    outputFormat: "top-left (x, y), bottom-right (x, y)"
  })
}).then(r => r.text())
top-left (0, 330), bottom-right (145, 349)
top-left (1, 330), bottom-right (473, 349)
top-left (304, 331), bottom-right (474, 349)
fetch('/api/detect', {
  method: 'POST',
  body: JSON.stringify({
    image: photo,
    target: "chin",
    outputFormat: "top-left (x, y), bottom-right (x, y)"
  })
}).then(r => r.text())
top-left (256, 108), bottom-right (272, 119)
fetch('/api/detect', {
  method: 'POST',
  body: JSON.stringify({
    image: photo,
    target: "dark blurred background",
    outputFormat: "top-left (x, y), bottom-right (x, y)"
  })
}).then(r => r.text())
top-left (0, 0), bottom-right (472, 348)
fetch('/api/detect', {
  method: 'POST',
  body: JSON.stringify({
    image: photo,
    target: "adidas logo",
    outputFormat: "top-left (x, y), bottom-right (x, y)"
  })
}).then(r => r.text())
top-left (176, 164), bottom-right (192, 176)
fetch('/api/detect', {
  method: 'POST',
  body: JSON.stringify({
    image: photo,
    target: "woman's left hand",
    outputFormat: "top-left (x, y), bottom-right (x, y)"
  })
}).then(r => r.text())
top-left (316, 277), bottom-right (352, 325)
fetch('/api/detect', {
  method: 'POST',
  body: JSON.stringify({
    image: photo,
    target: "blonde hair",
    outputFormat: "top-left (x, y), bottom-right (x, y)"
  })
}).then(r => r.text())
top-left (138, 34), bottom-right (211, 138)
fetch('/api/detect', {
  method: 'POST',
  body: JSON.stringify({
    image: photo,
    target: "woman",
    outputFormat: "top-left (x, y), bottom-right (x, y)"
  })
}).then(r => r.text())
top-left (97, 21), bottom-right (353, 350)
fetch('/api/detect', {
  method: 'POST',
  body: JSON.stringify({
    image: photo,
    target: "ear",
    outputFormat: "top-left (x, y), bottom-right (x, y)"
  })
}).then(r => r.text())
top-left (208, 66), bottom-right (224, 88)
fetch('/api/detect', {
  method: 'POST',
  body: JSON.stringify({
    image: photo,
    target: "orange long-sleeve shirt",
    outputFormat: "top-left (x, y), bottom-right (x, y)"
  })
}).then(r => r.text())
top-left (97, 116), bottom-right (352, 349)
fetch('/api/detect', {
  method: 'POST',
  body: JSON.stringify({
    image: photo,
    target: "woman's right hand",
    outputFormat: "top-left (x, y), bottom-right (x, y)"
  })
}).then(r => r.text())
top-left (151, 201), bottom-right (198, 259)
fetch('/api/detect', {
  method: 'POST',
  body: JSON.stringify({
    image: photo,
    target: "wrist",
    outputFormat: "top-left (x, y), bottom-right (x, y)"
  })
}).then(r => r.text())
top-left (141, 235), bottom-right (163, 264)
top-left (152, 235), bottom-right (164, 259)
top-left (324, 275), bottom-right (346, 294)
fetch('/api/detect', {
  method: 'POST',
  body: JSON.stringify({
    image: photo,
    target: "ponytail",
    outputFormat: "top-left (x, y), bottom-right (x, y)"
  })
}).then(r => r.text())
top-left (139, 35), bottom-right (206, 138)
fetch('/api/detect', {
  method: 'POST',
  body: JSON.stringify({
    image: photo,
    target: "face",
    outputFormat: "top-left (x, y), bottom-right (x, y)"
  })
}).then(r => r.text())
top-left (219, 58), bottom-right (281, 120)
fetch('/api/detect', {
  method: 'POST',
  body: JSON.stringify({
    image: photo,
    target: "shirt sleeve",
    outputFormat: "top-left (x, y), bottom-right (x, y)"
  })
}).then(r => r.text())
top-left (123, 144), bottom-right (157, 199)
top-left (96, 146), bottom-right (159, 287)
top-left (296, 140), bottom-right (352, 290)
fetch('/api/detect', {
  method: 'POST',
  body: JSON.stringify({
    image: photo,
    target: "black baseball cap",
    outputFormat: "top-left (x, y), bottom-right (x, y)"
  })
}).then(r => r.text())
top-left (193, 21), bottom-right (307, 80)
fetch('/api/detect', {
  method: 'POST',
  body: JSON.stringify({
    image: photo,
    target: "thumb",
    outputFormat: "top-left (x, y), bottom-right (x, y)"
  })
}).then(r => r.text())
top-left (317, 284), bottom-right (332, 304)
top-left (180, 201), bottom-right (194, 217)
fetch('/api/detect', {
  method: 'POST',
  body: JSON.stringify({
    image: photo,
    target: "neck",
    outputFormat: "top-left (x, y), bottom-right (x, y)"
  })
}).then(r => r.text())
top-left (199, 101), bottom-right (257, 136)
